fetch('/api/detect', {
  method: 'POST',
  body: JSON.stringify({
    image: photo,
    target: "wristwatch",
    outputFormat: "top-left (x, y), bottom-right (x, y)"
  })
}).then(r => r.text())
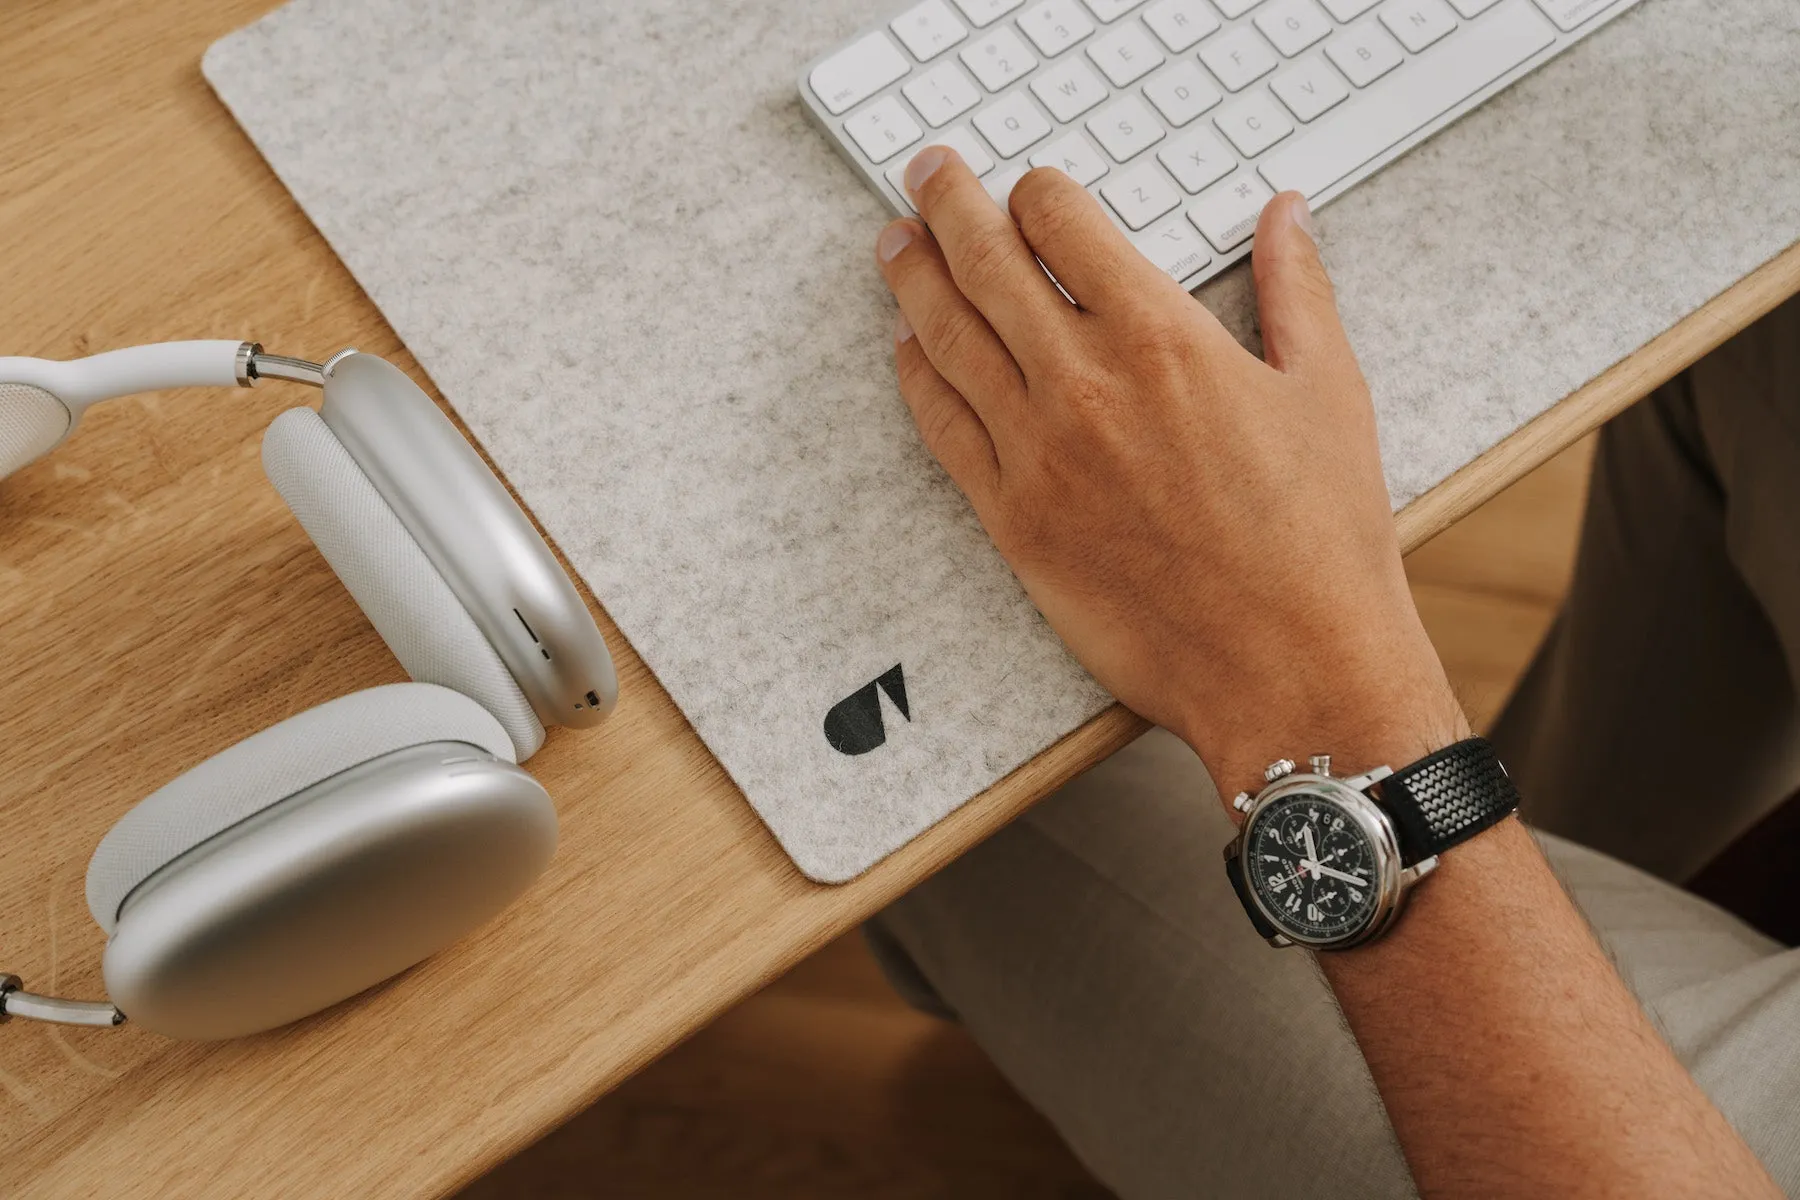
top-left (1222, 737), bottom-right (1519, 950)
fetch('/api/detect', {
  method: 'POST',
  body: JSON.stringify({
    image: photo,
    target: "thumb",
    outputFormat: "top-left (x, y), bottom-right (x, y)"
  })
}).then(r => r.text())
top-left (1251, 192), bottom-right (1361, 394)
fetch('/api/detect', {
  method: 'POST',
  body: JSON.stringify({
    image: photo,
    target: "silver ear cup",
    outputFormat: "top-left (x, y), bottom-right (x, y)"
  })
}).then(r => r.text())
top-left (317, 354), bottom-right (618, 725)
top-left (262, 407), bottom-right (547, 760)
top-left (86, 682), bottom-right (516, 933)
top-left (87, 684), bottom-right (555, 1040)
top-left (0, 382), bottom-right (72, 480)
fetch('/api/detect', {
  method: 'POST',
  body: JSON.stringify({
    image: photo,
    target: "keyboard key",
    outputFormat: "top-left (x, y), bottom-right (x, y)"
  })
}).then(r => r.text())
top-left (1270, 54), bottom-right (1350, 121)
top-left (1379, 0), bottom-right (1458, 52)
top-left (1030, 131), bottom-right (1112, 184)
top-left (986, 164), bottom-right (1031, 205)
top-left (1088, 22), bottom-right (1165, 86)
top-left (1158, 126), bottom-right (1236, 191)
top-left (1530, 0), bottom-right (1624, 30)
top-left (1086, 94), bottom-right (1166, 160)
top-left (974, 91), bottom-right (1054, 156)
top-left (886, 125), bottom-right (998, 208)
top-left (1255, 0), bottom-right (1333, 56)
top-left (1325, 21), bottom-right (1404, 86)
top-left (1261, 1), bottom-right (1553, 195)
top-left (1018, 0), bottom-right (1096, 55)
top-left (846, 97), bottom-right (925, 163)
top-left (1081, 0), bottom-right (1146, 19)
top-left (961, 26), bottom-right (1039, 89)
top-left (1143, 0), bottom-right (1220, 52)
top-left (1320, 0), bottom-right (1381, 17)
top-left (1449, 0), bottom-right (1501, 12)
top-left (810, 33), bottom-right (912, 115)
top-left (1032, 58), bottom-right (1111, 120)
top-left (952, 0), bottom-right (1026, 26)
top-left (1133, 216), bottom-right (1213, 282)
top-left (905, 63), bottom-right (983, 126)
top-left (1143, 61), bottom-right (1223, 125)
top-left (1214, 91), bottom-right (1295, 156)
top-left (892, 0), bottom-right (969, 61)
top-left (1213, 0), bottom-right (1265, 15)
top-left (1102, 160), bottom-right (1183, 228)
top-left (1187, 171), bottom-right (1274, 250)
top-left (1200, 28), bottom-right (1280, 91)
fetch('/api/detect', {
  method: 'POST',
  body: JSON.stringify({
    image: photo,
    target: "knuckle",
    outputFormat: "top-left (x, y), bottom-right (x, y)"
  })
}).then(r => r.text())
top-left (953, 224), bottom-right (1021, 294)
top-left (917, 398), bottom-right (966, 452)
top-left (919, 302), bottom-right (987, 366)
top-left (1117, 312), bottom-right (1200, 367)
top-left (1015, 172), bottom-right (1095, 250)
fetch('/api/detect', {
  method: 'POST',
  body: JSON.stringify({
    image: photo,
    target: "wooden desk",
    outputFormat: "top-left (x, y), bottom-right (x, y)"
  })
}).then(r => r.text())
top-left (3, 2), bottom-right (1796, 1196)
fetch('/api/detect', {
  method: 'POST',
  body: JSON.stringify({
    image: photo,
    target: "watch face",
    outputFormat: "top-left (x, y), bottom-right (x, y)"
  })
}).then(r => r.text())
top-left (1244, 790), bottom-right (1385, 943)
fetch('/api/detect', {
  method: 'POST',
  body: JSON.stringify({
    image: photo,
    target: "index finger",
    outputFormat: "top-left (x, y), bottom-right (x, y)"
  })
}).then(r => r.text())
top-left (903, 145), bottom-right (1076, 373)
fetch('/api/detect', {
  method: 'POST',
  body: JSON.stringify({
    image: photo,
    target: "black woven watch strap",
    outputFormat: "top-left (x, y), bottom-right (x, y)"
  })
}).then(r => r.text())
top-left (1376, 737), bottom-right (1519, 865)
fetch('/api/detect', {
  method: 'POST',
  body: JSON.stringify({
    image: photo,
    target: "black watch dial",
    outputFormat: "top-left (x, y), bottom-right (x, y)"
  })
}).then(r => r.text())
top-left (1245, 791), bottom-right (1383, 943)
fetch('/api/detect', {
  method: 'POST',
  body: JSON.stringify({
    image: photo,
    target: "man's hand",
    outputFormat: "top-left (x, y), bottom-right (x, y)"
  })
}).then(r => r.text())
top-left (875, 146), bottom-right (1782, 1199)
top-left (875, 147), bottom-right (1464, 801)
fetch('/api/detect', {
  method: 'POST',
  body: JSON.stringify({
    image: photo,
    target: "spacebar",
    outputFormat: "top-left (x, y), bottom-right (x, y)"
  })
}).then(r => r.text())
top-left (1260, 2), bottom-right (1556, 198)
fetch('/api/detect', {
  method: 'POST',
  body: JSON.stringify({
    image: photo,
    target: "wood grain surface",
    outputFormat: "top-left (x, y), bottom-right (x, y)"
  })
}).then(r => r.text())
top-left (2, 2), bottom-right (1795, 1196)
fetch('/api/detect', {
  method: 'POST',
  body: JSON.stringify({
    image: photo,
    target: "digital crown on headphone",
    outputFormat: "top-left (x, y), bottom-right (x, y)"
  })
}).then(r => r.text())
top-left (0, 341), bottom-right (618, 1039)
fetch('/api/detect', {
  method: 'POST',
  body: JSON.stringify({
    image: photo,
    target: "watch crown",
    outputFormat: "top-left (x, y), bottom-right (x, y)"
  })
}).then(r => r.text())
top-left (1310, 754), bottom-right (1331, 777)
top-left (1232, 791), bottom-right (1254, 813)
top-left (1263, 758), bottom-right (1295, 783)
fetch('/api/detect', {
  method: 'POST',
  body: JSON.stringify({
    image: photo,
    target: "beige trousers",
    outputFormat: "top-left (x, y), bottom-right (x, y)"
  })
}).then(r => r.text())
top-left (867, 294), bottom-right (1800, 1198)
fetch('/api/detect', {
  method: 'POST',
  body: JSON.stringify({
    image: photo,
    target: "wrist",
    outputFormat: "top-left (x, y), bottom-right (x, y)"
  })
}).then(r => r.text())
top-left (1181, 668), bottom-right (1471, 811)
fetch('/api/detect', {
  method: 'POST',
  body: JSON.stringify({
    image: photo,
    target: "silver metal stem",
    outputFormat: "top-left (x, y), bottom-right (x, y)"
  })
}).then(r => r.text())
top-left (246, 350), bottom-right (330, 388)
top-left (0, 975), bottom-right (126, 1028)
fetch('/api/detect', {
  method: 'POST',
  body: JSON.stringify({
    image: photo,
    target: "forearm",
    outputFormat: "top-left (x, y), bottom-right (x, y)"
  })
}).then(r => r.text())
top-left (1316, 769), bottom-right (1777, 1197)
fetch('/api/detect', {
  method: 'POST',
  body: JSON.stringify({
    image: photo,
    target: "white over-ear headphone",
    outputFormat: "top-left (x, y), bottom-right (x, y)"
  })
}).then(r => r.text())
top-left (0, 340), bottom-right (618, 1039)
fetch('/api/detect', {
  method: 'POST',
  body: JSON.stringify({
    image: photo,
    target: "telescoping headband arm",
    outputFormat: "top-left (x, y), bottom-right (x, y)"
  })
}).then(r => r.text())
top-left (0, 975), bottom-right (124, 1028)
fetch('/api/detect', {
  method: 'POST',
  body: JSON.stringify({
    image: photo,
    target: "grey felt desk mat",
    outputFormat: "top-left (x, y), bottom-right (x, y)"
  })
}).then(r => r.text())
top-left (204, 0), bottom-right (1800, 882)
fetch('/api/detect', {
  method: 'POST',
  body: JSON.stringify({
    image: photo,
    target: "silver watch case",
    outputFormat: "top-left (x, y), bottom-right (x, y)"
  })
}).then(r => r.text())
top-left (1226, 770), bottom-right (1437, 951)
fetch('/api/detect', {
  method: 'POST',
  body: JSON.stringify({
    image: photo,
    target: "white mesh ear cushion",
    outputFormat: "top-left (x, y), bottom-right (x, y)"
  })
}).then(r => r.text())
top-left (0, 382), bottom-right (72, 479)
top-left (86, 682), bottom-right (513, 935)
top-left (262, 407), bottom-right (546, 760)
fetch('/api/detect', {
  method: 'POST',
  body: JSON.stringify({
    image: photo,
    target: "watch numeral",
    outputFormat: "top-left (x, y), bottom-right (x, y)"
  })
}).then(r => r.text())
top-left (1306, 903), bottom-right (1322, 921)
top-left (1286, 893), bottom-right (1302, 912)
top-left (1266, 873), bottom-right (1288, 893)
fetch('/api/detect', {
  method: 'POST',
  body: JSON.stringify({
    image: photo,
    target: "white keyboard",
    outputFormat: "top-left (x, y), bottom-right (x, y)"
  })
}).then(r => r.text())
top-left (800, 0), bottom-right (1642, 290)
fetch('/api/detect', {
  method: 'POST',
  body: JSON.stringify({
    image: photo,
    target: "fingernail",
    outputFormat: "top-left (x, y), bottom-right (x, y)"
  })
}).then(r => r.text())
top-left (904, 146), bottom-right (951, 197)
top-left (1289, 194), bottom-right (1318, 246)
top-left (877, 221), bottom-right (916, 263)
top-left (894, 310), bottom-right (914, 344)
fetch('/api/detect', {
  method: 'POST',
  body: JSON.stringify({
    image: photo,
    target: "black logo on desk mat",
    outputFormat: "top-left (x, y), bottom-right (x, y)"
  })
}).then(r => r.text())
top-left (824, 664), bottom-right (910, 756)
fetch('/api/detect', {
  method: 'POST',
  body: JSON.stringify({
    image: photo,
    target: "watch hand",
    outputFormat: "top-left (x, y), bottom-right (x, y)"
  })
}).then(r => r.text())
top-left (1311, 863), bottom-right (1365, 887)
top-left (1302, 824), bottom-right (1318, 870)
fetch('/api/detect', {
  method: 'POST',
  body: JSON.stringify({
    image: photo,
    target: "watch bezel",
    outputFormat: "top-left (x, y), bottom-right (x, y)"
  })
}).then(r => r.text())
top-left (1238, 775), bottom-right (1407, 950)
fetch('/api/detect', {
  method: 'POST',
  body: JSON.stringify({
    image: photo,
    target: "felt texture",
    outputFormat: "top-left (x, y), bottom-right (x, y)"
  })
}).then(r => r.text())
top-left (202, 0), bottom-right (1800, 882)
